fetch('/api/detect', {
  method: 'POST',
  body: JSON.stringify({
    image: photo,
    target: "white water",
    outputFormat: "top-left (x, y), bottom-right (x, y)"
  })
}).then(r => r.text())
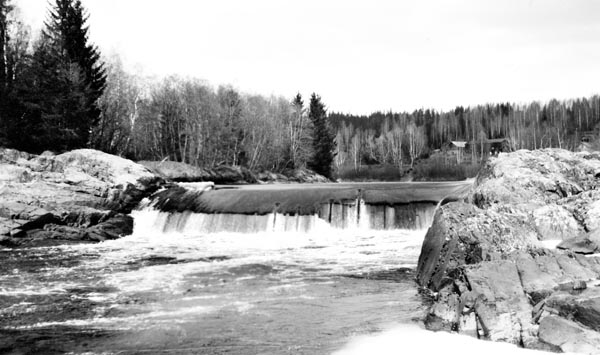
top-left (1, 207), bottom-right (579, 354)
top-left (142, 201), bottom-right (436, 235)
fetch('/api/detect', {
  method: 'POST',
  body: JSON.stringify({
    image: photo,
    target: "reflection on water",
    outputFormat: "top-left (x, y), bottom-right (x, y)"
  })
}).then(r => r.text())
top-left (0, 211), bottom-right (428, 354)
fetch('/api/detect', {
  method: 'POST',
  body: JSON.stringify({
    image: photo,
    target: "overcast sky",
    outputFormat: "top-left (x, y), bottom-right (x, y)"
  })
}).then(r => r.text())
top-left (14, 0), bottom-right (600, 114)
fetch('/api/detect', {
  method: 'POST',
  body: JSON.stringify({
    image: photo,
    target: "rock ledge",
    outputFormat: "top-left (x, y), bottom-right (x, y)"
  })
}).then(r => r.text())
top-left (417, 149), bottom-right (600, 353)
top-left (0, 148), bottom-right (162, 247)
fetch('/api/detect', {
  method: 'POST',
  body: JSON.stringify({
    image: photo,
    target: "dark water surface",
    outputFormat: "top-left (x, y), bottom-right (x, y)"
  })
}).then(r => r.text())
top-left (1, 213), bottom-right (428, 354)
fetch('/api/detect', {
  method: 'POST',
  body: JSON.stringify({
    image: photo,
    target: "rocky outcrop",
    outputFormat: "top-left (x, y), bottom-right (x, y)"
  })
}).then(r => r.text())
top-left (0, 148), bottom-right (162, 247)
top-left (417, 149), bottom-right (600, 353)
top-left (140, 160), bottom-right (258, 184)
top-left (139, 160), bottom-right (330, 184)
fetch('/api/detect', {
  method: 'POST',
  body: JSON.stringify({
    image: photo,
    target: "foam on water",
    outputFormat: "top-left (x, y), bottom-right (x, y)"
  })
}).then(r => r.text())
top-left (7, 198), bottom-right (570, 354)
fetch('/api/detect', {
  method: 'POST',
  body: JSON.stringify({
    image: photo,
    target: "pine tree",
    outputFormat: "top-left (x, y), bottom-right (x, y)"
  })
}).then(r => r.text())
top-left (308, 93), bottom-right (336, 179)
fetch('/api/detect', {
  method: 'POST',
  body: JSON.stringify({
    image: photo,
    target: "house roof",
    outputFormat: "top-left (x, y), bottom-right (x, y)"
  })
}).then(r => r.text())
top-left (468, 138), bottom-right (509, 144)
top-left (486, 138), bottom-right (509, 143)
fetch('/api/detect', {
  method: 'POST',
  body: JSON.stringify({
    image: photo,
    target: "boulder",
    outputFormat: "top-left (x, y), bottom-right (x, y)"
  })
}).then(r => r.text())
top-left (417, 148), bottom-right (600, 350)
top-left (416, 202), bottom-right (540, 291)
top-left (0, 148), bottom-right (163, 247)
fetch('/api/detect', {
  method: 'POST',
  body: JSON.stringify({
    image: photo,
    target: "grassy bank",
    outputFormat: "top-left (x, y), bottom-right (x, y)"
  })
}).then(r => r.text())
top-left (412, 158), bottom-right (482, 181)
top-left (337, 160), bottom-right (482, 182)
top-left (336, 165), bottom-right (407, 181)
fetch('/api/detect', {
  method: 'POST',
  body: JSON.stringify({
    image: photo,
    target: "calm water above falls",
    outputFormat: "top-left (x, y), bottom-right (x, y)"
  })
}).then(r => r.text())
top-left (0, 209), bottom-right (428, 354)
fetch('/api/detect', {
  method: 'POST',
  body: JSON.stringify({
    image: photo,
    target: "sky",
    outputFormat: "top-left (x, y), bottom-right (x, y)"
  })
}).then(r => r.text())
top-left (14, 0), bottom-right (600, 114)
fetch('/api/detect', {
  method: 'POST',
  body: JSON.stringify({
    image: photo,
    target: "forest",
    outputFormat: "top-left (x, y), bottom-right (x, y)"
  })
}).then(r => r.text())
top-left (1, 0), bottom-right (600, 181)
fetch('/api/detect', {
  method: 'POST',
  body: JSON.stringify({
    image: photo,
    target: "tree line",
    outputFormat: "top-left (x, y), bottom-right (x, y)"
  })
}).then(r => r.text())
top-left (93, 58), bottom-right (335, 177)
top-left (330, 96), bottom-right (600, 173)
top-left (2, 0), bottom-right (600, 181)
top-left (0, 0), bottom-right (105, 152)
top-left (0, 0), bottom-right (336, 178)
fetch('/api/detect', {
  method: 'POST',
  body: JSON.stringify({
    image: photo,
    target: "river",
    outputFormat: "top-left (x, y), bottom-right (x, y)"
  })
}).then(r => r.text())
top-left (0, 183), bottom-right (574, 355)
top-left (1, 208), bottom-right (428, 354)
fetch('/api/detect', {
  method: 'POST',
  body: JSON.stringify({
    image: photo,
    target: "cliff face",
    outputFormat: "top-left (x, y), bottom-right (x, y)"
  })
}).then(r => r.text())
top-left (416, 149), bottom-right (600, 353)
top-left (0, 149), bottom-right (163, 247)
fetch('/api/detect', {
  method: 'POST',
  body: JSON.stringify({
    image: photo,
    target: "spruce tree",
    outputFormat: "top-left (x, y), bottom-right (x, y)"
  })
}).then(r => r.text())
top-left (48, 0), bottom-right (106, 115)
top-left (23, 0), bottom-right (106, 152)
top-left (308, 93), bottom-right (336, 179)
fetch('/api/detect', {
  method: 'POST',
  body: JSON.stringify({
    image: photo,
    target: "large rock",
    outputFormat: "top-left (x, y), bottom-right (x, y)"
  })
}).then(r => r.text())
top-left (417, 148), bottom-right (600, 350)
top-left (0, 148), bottom-right (162, 247)
top-left (416, 202), bottom-right (540, 291)
top-left (471, 149), bottom-right (600, 208)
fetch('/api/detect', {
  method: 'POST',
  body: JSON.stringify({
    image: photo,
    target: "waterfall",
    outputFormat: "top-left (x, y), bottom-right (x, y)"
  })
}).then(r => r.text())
top-left (135, 199), bottom-right (438, 235)
top-left (136, 181), bottom-right (471, 235)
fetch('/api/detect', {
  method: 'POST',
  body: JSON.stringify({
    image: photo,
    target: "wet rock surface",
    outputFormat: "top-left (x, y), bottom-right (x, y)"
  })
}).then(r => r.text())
top-left (0, 148), bottom-right (163, 247)
top-left (417, 148), bottom-right (600, 352)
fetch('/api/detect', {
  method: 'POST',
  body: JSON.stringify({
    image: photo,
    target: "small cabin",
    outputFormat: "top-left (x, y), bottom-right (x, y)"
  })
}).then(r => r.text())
top-left (467, 138), bottom-right (512, 156)
top-left (439, 141), bottom-right (467, 163)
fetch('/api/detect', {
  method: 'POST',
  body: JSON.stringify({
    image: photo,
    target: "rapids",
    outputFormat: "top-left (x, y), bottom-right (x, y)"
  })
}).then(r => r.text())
top-left (0, 181), bottom-right (576, 354)
top-left (0, 209), bottom-right (428, 354)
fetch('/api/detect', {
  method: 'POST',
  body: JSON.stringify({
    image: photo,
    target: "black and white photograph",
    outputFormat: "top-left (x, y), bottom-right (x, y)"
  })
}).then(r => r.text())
top-left (1, 0), bottom-right (600, 354)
